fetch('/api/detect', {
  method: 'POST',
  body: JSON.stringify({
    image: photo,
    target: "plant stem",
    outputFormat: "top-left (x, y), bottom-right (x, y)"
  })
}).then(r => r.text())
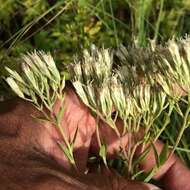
top-left (154, 102), bottom-right (174, 142)
top-left (169, 105), bottom-right (190, 158)
top-left (153, 0), bottom-right (164, 43)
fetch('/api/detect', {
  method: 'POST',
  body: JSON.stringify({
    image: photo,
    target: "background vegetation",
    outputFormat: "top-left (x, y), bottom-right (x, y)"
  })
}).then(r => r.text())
top-left (1, 0), bottom-right (190, 182)
top-left (1, 0), bottom-right (190, 65)
top-left (0, 1), bottom-right (188, 90)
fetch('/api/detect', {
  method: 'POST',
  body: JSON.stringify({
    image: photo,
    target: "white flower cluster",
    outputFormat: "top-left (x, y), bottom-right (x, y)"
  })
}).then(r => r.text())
top-left (70, 45), bottom-right (113, 118)
top-left (6, 51), bottom-right (65, 111)
top-left (5, 38), bottom-right (190, 178)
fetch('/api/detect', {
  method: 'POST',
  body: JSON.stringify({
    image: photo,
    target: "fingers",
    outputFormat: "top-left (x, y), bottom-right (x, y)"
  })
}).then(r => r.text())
top-left (136, 140), bottom-right (190, 190)
top-left (51, 87), bottom-right (96, 171)
top-left (82, 171), bottom-right (162, 190)
top-left (145, 184), bottom-right (162, 190)
top-left (90, 117), bottom-right (190, 190)
top-left (114, 178), bottom-right (162, 190)
top-left (162, 158), bottom-right (190, 190)
top-left (90, 119), bottom-right (128, 158)
top-left (135, 140), bottom-right (177, 180)
top-left (59, 87), bottom-right (190, 190)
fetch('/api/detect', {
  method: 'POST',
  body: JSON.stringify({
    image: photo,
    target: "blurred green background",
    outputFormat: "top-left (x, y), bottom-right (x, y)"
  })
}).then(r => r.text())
top-left (1, 0), bottom-right (190, 95)
top-left (1, 0), bottom-right (190, 64)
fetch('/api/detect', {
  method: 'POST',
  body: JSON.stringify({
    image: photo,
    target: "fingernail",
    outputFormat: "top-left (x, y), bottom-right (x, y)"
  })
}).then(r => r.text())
top-left (145, 183), bottom-right (163, 190)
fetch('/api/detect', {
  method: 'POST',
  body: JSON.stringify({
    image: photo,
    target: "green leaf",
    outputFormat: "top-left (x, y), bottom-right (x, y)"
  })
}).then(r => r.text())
top-left (71, 126), bottom-right (79, 145)
top-left (131, 170), bottom-right (145, 180)
top-left (163, 112), bottom-right (170, 125)
top-left (143, 142), bottom-right (169, 182)
top-left (159, 141), bottom-right (169, 166)
top-left (58, 142), bottom-right (75, 165)
top-left (132, 146), bottom-right (151, 168)
top-left (56, 102), bottom-right (65, 125)
top-left (151, 142), bottom-right (160, 167)
top-left (143, 167), bottom-right (157, 182)
top-left (99, 144), bottom-right (107, 167)
top-left (78, 0), bottom-right (87, 7)
top-left (175, 103), bottom-right (183, 117)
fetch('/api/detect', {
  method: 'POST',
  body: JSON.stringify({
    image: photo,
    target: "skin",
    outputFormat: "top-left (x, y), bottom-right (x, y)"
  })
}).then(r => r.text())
top-left (0, 86), bottom-right (189, 190)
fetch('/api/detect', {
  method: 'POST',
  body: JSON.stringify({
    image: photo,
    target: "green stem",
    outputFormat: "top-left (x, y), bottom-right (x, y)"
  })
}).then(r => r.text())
top-left (169, 105), bottom-right (190, 158)
top-left (128, 141), bottom-right (141, 176)
top-left (54, 110), bottom-right (76, 168)
top-left (154, 102), bottom-right (174, 142)
top-left (153, 0), bottom-right (164, 43)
